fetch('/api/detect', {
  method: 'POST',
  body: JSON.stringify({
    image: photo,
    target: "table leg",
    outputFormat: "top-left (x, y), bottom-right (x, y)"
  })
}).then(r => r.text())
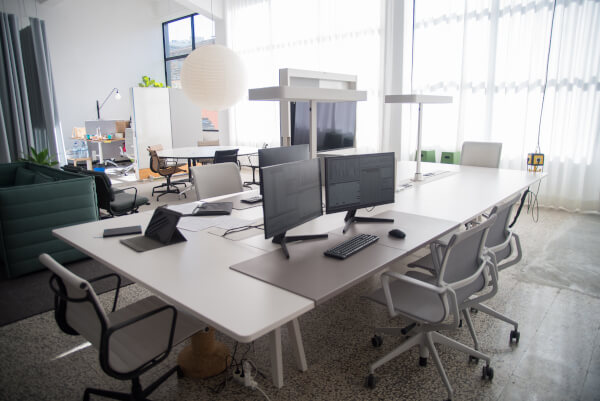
top-left (269, 327), bottom-right (283, 388)
top-left (98, 142), bottom-right (104, 164)
top-left (286, 319), bottom-right (307, 371)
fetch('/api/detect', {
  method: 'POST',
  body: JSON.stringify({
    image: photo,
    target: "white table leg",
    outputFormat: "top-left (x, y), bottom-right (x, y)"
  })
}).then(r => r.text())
top-left (98, 142), bottom-right (104, 163)
top-left (286, 319), bottom-right (307, 372)
top-left (269, 327), bottom-right (283, 388)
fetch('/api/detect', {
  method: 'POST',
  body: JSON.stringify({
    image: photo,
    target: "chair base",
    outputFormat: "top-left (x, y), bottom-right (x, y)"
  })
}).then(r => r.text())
top-left (152, 180), bottom-right (187, 201)
top-left (83, 366), bottom-right (181, 401)
top-left (243, 166), bottom-right (260, 189)
top-left (367, 329), bottom-right (492, 400)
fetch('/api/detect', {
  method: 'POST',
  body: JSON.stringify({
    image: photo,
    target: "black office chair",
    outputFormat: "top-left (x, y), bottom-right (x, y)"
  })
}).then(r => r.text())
top-left (213, 149), bottom-right (239, 164)
top-left (148, 149), bottom-right (187, 200)
top-left (61, 166), bottom-right (149, 218)
top-left (40, 253), bottom-right (202, 401)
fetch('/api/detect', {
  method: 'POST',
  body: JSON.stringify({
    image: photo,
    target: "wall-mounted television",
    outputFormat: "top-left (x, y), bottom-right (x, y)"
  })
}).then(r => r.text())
top-left (290, 101), bottom-right (356, 152)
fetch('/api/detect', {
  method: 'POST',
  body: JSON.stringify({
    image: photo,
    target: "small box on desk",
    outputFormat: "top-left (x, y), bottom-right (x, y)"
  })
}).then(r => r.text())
top-left (441, 151), bottom-right (460, 164)
top-left (416, 150), bottom-right (436, 162)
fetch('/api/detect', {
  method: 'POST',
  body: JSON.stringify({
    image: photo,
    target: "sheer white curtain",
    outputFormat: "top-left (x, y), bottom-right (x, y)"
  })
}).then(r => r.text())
top-left (410, 0), bottom-right (599, 212)
top-left (224, 0), bottom-right (384, 152)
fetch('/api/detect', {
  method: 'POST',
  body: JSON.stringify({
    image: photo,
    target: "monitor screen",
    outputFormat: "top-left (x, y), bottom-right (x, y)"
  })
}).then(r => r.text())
top-left (262, 158), bottom-right (323, 239)
top-left (324, 152), bottom-right (395, 214)
top-left (291, 102), bottom-right (356, 152)
top-left (258, 144), bottom-right (310, 195)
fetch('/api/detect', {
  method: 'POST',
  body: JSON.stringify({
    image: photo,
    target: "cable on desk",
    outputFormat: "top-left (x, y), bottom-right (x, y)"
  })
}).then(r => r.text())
top-left (221, 224), bottom-right (264, 238)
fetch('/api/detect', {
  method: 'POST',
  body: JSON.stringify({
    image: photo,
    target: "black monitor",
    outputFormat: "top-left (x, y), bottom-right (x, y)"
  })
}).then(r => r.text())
top-left (258, 144), bottom-right (310, 195)
top-left (262, 158), bottom-right (328, 258)
top-left (290, 102), bottom-right (356, 152)
top-left (324, 152), bottom-right (396, 233)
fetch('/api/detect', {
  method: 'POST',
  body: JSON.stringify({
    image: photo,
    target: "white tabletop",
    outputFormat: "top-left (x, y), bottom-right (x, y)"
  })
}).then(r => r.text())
top-left (52, 162), bottom-right (545, 343)
top-left (157, 146), bottom-right (258, 160)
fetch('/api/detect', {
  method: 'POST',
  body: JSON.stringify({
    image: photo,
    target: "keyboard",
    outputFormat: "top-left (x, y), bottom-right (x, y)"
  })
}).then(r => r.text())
top-left (324, 234), bottom-right (379, 260)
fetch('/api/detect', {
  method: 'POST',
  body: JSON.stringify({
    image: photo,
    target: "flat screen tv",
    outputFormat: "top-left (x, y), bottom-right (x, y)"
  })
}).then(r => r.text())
top-left (290, 101), bottom-right (356, 152)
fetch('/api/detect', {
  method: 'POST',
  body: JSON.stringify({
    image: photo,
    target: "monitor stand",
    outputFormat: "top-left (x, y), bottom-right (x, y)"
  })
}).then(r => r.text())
top-left (272, 232), bottom-right (329, 259)
top-left (342, 210), bottom-right (394, 234)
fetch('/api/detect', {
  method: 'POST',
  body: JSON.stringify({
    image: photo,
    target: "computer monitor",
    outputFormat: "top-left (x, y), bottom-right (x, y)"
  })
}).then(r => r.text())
top-left (258, 144), bottom-right (310, 195)
top-left (262, 158), bottom-right (328, 258)
top-left (324, 152), bottom-right (396, 233)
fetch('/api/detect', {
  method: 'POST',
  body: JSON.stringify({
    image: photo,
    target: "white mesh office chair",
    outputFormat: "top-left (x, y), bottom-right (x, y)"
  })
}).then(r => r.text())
top-left (408, 193), bottom-right (523, 347)
top-left (460, 141), bottom-right (503, 168)
top-left (364, 216), bottom-right (497, 401)
top-left (190, 162), bottom-right (243, 200)
top-left (40, 253), bottom-right (203, 401)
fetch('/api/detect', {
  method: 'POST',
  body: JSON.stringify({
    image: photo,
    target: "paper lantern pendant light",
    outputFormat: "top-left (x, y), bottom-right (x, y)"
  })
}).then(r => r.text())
top-left (181, 44), bottom-right (247, 111)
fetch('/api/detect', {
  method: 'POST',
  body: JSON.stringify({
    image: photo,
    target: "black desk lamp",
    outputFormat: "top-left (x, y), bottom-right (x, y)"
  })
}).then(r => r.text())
top-left (96, 88), bottom-right (121, 119)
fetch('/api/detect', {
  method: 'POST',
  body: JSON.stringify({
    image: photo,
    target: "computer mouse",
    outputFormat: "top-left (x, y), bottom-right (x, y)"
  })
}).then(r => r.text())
top-left (388, 229), bottom-right (406, 239)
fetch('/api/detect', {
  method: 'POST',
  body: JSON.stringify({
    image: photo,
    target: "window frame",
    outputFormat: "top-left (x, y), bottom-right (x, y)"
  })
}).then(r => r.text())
top-left (162, 13), bottom-right (218, 132)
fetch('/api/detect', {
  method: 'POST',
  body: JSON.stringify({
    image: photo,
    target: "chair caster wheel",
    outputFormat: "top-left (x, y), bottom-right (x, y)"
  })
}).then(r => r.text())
top-left (482, 365), bottom-right (494, 380)
top-left (510, 329), bottom-right (520, 344)
top-left (371, 335), bottom-right (383, 348)
top-left (176, 366), bottom-right (184, 378)
top-left (366, 374), bottom-right (376, 389)
top-left (459, 319), bottom-right (463, 328)
top-left (419, 357), bottom-right (428, 367)
top-left (469, 355), bottom-right (479, 364)
top-left (470, 307), bottom-right (478, 314)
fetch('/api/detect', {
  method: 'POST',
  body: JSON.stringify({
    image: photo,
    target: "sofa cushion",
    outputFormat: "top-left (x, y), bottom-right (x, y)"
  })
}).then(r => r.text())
top-left (14, 167), bottom-right (36, 185)
top-left (33, 172), bottom-right (55, 184)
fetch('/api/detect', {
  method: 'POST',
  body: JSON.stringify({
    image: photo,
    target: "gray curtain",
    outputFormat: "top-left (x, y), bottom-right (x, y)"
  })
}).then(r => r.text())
top-left (20, 17), bottom-right (65, 166)
top-left (0, 14), bottom-right (64, 165)
top-left (0, 12), bottom-right (34, 163)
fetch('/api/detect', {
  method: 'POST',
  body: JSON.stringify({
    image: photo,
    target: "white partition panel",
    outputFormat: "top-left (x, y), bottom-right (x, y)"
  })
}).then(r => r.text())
top-left (130, 87), bottom-right (173, 179)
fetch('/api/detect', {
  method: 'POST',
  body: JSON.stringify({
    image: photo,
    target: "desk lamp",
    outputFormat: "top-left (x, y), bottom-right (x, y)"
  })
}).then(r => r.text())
top-left (385, 94), bottom-right (452, 181)
top-left (96, 88), bottom-right (121, 119)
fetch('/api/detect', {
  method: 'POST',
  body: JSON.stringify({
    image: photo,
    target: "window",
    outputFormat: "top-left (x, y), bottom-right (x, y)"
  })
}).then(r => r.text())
top-left (163, 14), bottom-right (218, 131)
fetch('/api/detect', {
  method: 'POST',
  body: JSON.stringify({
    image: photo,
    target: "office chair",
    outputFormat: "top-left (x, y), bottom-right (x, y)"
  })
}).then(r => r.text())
top-left (62, 166), bottom-right (149, 218)
top-left (460, 141), bottom-right (503, 168)
top-left (239, 144), bottom-right (267, 188)
top-left (408, 193), bottom-right (523, 346)
top-left (40, 253), bottom-right (202, 401)
top-left (190, 162), bottom-right (243, 200)
top-left (213, 149), bottom-right (239, 164)
top-left (364, 216), bottom-right (497, 400)
top-left (148, 148), bottom-right (187, 200)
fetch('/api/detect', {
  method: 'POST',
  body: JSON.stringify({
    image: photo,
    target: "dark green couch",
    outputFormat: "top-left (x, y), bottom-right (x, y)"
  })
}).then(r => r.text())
top-left (0, 162), bottom-right (99, 278)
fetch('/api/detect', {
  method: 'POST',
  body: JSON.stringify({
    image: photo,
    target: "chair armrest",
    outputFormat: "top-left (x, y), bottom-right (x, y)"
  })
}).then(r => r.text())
top-left (380, 271), bottom-right (446, 318)
top-left (88, 273), bottom-right (122, 312)
top-left (117, 186), bottom-right (138, 209)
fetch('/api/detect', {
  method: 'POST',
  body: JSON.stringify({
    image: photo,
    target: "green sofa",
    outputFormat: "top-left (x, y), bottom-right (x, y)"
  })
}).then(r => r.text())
top-left (0, 162), bottom-right (99, 278)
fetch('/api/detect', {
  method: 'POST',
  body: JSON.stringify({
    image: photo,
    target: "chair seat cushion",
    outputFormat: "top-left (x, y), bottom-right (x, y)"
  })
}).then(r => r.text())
top-left (107, 296), bottom-right (203, 374)
top-left (365, 277), bottom-right (446, 324)
top-left (110, 192), bottom-right (149, 213)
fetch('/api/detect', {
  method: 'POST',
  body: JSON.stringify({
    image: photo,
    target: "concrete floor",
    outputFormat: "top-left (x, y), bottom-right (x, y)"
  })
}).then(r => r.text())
top-left (0, 170), bottom-right (598, 400)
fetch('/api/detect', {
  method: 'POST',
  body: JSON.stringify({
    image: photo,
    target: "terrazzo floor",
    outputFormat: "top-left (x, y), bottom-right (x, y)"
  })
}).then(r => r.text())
top-left (0, 170), bottom-right (598, 401)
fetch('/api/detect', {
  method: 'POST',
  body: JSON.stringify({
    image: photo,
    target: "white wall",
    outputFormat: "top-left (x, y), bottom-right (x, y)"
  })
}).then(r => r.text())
top-left (32, 0), bottom-right (192, 148)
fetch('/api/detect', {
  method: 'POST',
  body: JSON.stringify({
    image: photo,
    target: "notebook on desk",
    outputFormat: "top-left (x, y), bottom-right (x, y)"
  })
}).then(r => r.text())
top-left (120, 207), bottom-right (186, 252)
top-left (190, 202), bottom-right (233, 216)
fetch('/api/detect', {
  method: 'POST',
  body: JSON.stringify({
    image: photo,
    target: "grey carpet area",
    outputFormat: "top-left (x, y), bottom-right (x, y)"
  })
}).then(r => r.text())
top-left (0, 197), bottom-right (598, 400)
top-left (0, 258), bottom-right (132, 326)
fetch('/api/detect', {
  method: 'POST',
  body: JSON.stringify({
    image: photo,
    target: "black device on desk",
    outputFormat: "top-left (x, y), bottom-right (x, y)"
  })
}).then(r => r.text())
top-left (324, 152), bottom-right (396, 233)
top-left (262, 158), bottom-right (328, 259)
top-left (258, 144), bottom-right (310, 195)
top-left (103, 225), bottom-right (142, 237)
top-left (120, 207), bottom-right (186, 252)
top-left (241, 195), bottom-right (262, 204)
top-left (191, 202), bottom-right (233, 216)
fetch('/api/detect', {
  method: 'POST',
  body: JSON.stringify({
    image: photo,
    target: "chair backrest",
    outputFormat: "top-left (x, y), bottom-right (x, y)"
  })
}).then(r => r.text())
top-left (437, 215), bottom-right (496, 297)
top-left (460, 141), bottom-right (502, 168)
top-left (79, 169), bottom-right (114, 210)
top-left (40, 253), bottom-right (106, 348)
top-left (191, 162), bottom-right (243, 200)
top-left (148, 148), bottom-right (170, 174)
top-left (485, 193), bottom-right (521, 262)
top-left (213, 149), bottom-right (239, 164)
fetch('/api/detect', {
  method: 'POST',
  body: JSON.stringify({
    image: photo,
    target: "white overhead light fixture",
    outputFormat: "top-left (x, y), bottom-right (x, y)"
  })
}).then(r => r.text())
top-left (181, 44), bottom-right (247, 111)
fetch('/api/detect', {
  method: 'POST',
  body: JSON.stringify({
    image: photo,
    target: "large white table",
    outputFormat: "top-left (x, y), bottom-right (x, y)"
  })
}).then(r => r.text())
top-left (53, 161), bottom-right (545, 388)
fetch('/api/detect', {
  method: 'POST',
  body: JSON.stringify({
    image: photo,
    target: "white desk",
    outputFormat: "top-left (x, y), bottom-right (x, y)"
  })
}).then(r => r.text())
top-left (53, 161), bottom-right (545, 388)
